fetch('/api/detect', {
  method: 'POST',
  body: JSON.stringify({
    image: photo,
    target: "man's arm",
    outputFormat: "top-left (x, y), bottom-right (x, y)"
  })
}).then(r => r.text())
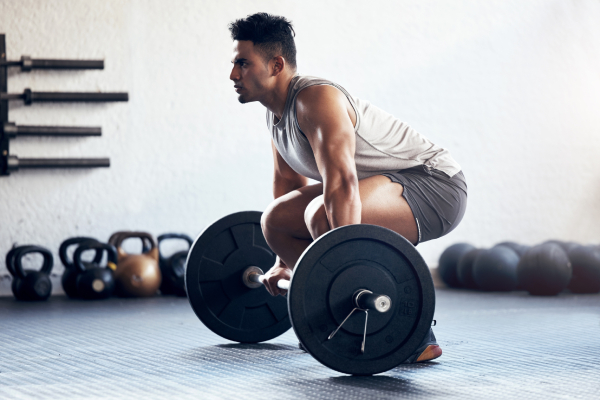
top-left (271, 140), bottom-right (309, 199)
top-left (296, 85), bottom-right (361, 228)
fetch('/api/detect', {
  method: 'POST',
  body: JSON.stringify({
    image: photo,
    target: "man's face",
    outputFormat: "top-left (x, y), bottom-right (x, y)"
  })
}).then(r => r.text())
top-left (230, 40), bottom-right (272, 104)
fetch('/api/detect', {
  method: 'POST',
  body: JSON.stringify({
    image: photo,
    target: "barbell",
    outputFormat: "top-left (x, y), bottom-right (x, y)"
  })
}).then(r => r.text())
top-left (185, 211), bottom-right (435, 375)
top-left (241, 266), bottom-right (392, 313)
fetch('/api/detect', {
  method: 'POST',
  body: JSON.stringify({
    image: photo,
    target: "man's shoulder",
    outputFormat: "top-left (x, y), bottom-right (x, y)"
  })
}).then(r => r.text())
top-left (295, 79), bottom-right (347, 111)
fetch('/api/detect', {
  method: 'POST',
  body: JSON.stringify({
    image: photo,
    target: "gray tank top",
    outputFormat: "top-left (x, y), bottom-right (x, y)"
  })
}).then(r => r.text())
top-left (267, 75), bottom-right (461, 181)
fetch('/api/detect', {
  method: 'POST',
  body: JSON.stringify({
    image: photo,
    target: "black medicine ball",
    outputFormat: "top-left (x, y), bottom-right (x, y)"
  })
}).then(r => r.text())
top-left (517, 243), bottom-right (572, 296)
top-left (472, 246), bottom-right (520, 291)
top-left (496, 241), bottom-right (530, 257)
top-left (568, 245), bottom-right (600, 294)
top-left (438, 243), bottom-right (476, 288)
top-left (543, 240), bottom-right (579, 255)
top-left (457, 248), bottom-right (483, 289)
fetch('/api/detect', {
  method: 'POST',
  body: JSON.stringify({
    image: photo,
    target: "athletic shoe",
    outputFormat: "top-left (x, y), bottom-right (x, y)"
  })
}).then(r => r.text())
top-left (403, 328), bottom-right (442, 363)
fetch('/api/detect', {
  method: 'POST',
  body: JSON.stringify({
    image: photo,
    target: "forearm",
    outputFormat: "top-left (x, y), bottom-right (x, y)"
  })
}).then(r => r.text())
top-left (324, 178), bottom-right (361, 228)
top-left (273, 175), bottom-right (309, 199)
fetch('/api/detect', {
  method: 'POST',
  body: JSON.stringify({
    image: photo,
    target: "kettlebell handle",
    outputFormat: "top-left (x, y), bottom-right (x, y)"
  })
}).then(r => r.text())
top-left (109, 231), bottom-right (151, 252)
top-left (73, 241), bottom-right (118, 273)
top-left (157, 233), bottom-right (193, 261)
top-left (59, 237), bottom-right (103, 269)
top-left (5, 245), bottom-right (22, 278)
top-left (109, 232), bottom-right (156, 254)
top-left (12, 245), bottom-right (54, 279)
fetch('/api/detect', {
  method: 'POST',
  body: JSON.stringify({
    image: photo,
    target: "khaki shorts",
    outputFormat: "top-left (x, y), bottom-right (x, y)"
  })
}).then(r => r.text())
top-left (381, 166), bottom-right (468, 245)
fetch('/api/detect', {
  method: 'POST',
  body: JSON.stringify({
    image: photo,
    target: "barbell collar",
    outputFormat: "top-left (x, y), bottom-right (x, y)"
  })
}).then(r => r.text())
top-left (355, 289), bottom-right (392, 313)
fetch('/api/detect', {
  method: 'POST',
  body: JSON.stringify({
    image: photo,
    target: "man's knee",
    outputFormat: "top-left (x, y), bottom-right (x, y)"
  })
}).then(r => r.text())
top-left (261, 199), bottom-right (285, 235)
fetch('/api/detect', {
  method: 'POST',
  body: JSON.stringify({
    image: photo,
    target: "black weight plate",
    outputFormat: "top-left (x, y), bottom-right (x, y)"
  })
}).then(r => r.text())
top-left (288, 224), bottom-right (435, 375)
top-left (185, 211), bottom-right (291, 343)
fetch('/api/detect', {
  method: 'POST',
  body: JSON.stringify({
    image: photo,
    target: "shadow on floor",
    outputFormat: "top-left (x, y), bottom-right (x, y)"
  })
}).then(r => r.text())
top-left (291, 369), bottom-right (442, 398)
top-left (179, 342), bottom-right (301, 364)
top-left (216, 343), bottom-right (297, 351)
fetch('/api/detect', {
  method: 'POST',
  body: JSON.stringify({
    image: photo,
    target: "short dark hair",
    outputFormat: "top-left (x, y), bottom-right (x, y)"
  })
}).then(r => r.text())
top-left (229, 13), bottom-right (297, 70)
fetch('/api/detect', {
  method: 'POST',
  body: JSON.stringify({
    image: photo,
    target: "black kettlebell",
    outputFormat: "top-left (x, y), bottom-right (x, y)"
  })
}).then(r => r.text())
top-left (157, 233), bottom-right (193, 297)
top-left (72, 241), bottom-right (118, 300)
top-left (6, 245), bottom-right (54, 301)
top-left (59, 237), bottom-right (104, 298)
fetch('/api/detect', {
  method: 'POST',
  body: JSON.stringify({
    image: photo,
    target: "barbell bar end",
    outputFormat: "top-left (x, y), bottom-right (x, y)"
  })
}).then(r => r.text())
top-left (242, 266), bottom-right (291, 290)
top-left (242, 266), bottom-right (264, 289)
top-left (355, 290), bottom-right (392, 313)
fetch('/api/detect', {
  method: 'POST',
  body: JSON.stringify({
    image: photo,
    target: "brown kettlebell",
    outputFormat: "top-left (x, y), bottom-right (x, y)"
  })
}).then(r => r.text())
top-left (110, 231), bottom-right (161, 297)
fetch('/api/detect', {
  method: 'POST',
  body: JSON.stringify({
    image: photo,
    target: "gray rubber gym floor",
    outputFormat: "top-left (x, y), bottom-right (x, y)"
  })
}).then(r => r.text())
top-left (1, 289), bottom-right (599, 400)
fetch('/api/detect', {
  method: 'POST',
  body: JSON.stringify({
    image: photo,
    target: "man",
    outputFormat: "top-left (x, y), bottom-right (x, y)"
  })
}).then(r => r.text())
top-left (229, 13), bottom-right (467, 363)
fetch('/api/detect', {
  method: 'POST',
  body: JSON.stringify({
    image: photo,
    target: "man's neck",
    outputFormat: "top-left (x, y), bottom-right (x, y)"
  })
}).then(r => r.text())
top-left (260, 72), bottom-right (296, 120)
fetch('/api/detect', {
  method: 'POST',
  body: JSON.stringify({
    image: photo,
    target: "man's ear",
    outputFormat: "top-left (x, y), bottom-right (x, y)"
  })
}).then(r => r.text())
top-left (271, 56), bottom-right (286, 76)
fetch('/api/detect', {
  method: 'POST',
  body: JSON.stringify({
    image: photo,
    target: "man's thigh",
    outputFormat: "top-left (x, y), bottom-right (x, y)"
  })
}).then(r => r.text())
top-left (358, 175), bottom-right (418, 244)
top-left (305, 175), bottom-right (418, 244)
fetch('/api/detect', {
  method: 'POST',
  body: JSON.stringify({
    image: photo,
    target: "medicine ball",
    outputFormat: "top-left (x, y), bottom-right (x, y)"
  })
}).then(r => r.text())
top-left (567, 245), bottom-right (600, 294)
top-left (543, 240), bottom-right (579, 255)
top-left (472, 246), bottom-right (519, 291)
top-left (438, 243), bottom-right (476, 287)
top-left (457, 248), bottom-right (483, 289)
top-left (496, 241), bottom-right (530, 257)
top-left (517, 243), bottom-right (571, 296)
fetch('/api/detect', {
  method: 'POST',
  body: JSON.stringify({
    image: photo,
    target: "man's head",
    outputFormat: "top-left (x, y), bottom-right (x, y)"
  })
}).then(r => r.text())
top-left (229, 13), bottom-right (297, 104)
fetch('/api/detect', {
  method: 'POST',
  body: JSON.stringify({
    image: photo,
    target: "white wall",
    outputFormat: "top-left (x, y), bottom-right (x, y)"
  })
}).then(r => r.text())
top-left (1, 0), bottom-right (599, 295)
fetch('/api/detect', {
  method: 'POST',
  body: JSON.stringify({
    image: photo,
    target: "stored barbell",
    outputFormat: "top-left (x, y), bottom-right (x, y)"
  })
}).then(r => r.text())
top-left (185, 211), bottom-right (435, 375)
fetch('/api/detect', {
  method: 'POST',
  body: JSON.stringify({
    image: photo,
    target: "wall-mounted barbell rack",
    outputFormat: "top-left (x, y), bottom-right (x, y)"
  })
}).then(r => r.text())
top-left (0, 34), bottom-right (128, 176)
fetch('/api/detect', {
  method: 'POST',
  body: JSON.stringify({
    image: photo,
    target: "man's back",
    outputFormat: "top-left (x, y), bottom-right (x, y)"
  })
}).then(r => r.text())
top-left (267, 75), bottom-right (461, 181)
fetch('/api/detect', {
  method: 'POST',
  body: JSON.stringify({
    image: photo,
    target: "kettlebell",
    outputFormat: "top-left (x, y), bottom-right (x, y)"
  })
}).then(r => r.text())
top-left (113, 232), bottom-right (161, 297)
top-left (72, 241), bottom-right (118, 300)
top-left (59, 236), bottom-right (104, 298)
top-left (6, 245), bottom-right (54, 301)
top-left (157, 233), bottom-right (193, 297)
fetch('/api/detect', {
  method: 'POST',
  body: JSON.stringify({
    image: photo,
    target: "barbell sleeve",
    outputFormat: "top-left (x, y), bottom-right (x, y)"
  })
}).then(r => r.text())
top-left (7, 156), bottom-right (110, 171)
top-left (0, 61), bottom-right (21, 67)
top-left (0, 56), bottom-right (104, 71)
top-left (354, 290), bottom-right (392, 313)
top-left (28, 58), bottom-right (104, 70)
top-left (247, 271), bottom-right (290, 290)
top-left (0, 89), bottom-right (129, 104)
top-left (28, 90), bottom-right (128, 103)
top-left (0, 93), bottom-right (22, 100)
top-left (3, 122), bottom-right (101, 137)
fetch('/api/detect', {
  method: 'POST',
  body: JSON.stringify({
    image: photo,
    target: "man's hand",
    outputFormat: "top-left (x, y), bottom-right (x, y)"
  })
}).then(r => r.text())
top-left (261, 258), bottom-right (292, 296)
